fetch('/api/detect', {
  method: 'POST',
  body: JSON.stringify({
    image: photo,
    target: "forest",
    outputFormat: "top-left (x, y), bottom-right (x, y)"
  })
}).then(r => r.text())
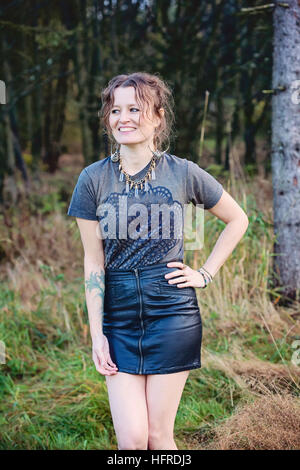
top-left (0, 0), bottom-right (299, 451)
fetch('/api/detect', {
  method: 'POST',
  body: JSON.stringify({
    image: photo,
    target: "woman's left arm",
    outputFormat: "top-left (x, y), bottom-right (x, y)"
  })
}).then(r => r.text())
top-left (201, 189), bottom-right (249, 277)
top-left (166, 189), bottom-right (249, 288)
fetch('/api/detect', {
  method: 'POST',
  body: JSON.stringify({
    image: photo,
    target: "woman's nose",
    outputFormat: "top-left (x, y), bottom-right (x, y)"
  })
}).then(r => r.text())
top-left (119, 110), bottom-right (131, 122)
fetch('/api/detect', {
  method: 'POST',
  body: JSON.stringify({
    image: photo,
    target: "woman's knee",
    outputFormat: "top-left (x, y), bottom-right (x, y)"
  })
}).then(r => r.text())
top-left (117, 430), bottom-right (148, 450)
top-left (148, 426), bottom-right (173, 450)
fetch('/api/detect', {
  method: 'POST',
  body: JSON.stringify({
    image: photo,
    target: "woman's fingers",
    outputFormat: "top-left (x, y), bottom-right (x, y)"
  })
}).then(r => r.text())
top-left (95, 361), bottom-right (117, 375)
top-left (92, 335), bottom-right (119, 375)
top-left (93, 350), bottom-right (118, 375)
top-left (103, 360), bottom-right (117, 371)
top-left (96, 364), bottom-right (117, 376)
top-left (102, 350), bottom-right (117, 369)
top-left (106, 356), bottom-right (118, 369)
top-left (103, 336), bottom-right (118, 369)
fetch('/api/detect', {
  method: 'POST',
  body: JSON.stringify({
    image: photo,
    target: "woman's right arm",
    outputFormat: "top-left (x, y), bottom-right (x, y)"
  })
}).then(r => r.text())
top-left (75, 218), bottom-right (118, 376)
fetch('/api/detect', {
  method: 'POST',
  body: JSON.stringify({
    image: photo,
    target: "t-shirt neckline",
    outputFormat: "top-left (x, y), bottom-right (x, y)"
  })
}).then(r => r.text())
top-left (112, 153), bottom-right (165, 181)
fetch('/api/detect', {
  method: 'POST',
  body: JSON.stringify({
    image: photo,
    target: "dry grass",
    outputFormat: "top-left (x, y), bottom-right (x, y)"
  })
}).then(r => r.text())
top-left (204, 350), bottom-right (300, 396)
top-left (205, 393), bottom-right (300, 450)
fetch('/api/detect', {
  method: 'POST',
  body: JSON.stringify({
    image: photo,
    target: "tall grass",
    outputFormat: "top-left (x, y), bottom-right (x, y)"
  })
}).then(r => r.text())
top-left (0, 163), bottom-right (299, 450)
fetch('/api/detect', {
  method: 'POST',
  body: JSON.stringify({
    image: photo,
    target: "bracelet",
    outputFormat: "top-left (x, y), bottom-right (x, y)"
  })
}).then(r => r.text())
top-left (197, 266), bottom-right (213, 289)
top-left (201, 266), bottom-right (213, 280)
top-left (197, 271), bottom-right (208, 289)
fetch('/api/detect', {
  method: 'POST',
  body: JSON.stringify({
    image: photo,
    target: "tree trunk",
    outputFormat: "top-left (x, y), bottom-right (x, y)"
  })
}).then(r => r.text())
top-left (30, 3), bottom-right (43, 181)
top-left (88, 0), bottom-right (102, 162)
top-left (72, 0), bottom-right (94, 165)
top-left (271, 0), bottom-right (300, 301)
top-left (43, 80), bottom-right (54, 170)
top-left (43, 55), bottom-right (69, 173)
top-left (42, 1), bottom-right (74, 173)
top-left (240, 20), bottom-right (256, 166)
top-left (215, 88), bottom-right (224, 166)
top-left (2, 35), bottom-right (18, 206)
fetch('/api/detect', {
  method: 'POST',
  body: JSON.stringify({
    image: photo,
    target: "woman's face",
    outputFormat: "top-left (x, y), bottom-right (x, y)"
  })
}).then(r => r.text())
top-left (108, 86), bottom-right (161, 148)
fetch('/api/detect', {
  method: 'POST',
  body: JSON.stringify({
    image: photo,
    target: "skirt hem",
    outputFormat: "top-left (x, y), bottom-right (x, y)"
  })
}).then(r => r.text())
top-left (115, 362), bottom-right (201, 375)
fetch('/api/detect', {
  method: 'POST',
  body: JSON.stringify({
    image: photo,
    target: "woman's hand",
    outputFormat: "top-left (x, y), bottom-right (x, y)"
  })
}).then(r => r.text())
top-left (164, 261), bottom-right (206, 289)
top-left (92, 334), bottom-right (118, 376)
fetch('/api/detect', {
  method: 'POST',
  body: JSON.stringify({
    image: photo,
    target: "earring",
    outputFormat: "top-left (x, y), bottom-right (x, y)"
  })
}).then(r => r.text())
top-left (111, 142), bottom-right (120, 162)
top-left (148, 142), bottom-right (170, 160)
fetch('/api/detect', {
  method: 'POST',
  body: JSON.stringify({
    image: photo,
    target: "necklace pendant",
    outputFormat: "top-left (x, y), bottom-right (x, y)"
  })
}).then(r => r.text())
top-left (130, 181), bottom-right (134, 189)
top-left (144, 179), bottom-right (149, 192)
top-left (119, 171), bottom-right (124, 182)
top-left (134, 185), bottom-right (139, 198)
top-left (151, 168), bottom-right (156, 180)
top-left (125, 180), bottom-right (129, 193)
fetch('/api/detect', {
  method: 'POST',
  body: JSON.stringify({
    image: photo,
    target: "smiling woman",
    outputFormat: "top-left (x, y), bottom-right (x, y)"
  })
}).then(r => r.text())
top-left (108, 86), bottom-right (162, 149)
top-left (100, 73), bottom-right (174, 175)
top-left (112, 104), bottom-right (139, 133)
top-left (67, 71), bottom-right (248, 450)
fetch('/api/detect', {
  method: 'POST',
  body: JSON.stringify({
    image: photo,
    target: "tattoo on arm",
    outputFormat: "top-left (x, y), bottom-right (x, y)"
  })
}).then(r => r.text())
top-left (85, 270), bottom-right (105, 302)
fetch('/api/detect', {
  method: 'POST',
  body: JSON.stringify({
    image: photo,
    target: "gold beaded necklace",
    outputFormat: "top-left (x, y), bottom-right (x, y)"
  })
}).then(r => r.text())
top-left (118, 153), bottom-right (160, 198)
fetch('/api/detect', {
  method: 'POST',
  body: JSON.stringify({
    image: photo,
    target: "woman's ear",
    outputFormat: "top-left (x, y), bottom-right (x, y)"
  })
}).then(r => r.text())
top-left (155, 107), bottom-right (164, 128)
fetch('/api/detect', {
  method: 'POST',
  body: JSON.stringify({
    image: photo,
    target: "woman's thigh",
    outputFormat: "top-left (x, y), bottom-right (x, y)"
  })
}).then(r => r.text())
top-left (105, 372), bottom-right (148, 448)
top-left (146, 370), bottom-right (190, 437)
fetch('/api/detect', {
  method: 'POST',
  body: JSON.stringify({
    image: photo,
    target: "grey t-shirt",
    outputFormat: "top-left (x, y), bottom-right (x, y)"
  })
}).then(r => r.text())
top-left (67, 153), bottom-right (223, 269)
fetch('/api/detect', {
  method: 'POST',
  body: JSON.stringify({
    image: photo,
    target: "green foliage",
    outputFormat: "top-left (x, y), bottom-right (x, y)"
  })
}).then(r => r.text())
top-left (28, 192), bottom-right (67, 215)
top-left (244, 164), bottom-right (257, 177)
top-left (35, 19), bottom-right (74, 50)
top-left (205, 163), bottom-right (229, 179)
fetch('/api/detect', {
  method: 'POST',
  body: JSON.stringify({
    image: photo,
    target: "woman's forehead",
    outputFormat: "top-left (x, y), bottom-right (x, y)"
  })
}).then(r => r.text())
top-left (113, 86), bottom-right (137, 104)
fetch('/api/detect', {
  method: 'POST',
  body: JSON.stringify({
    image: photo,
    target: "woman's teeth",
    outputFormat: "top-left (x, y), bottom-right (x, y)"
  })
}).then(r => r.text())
top-left (119, 128), bottom-right (136, 132)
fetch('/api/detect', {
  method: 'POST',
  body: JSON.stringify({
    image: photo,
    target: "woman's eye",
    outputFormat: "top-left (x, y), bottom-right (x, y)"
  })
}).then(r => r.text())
top-left (111, 108), bottom-right (139, 114)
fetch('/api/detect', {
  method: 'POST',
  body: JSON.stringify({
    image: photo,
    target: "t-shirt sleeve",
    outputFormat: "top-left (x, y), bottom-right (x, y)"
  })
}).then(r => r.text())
top-left (67, 168), bottom-right (98, 220)
top-left (186, 160), bottom-right (223, 209)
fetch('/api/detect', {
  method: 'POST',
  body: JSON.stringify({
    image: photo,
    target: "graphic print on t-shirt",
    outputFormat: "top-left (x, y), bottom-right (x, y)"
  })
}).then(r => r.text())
top-left (97, 182), bottom-right (184, 269)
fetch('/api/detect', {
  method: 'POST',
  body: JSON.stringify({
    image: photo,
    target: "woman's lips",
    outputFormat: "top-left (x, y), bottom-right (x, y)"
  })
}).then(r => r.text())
top-left (118, 128), bottom-right (136, 133)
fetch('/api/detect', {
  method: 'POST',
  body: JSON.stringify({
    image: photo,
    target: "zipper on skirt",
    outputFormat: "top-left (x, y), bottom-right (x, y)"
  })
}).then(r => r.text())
top-left (133, 268), bottom-right (144, 374)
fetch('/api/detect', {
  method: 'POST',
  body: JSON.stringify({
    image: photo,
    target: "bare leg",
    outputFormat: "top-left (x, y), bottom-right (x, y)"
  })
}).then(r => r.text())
top-left (146, 370), bottom-right (190, 450)
top-left (105, 372), bottom-right (148, 450)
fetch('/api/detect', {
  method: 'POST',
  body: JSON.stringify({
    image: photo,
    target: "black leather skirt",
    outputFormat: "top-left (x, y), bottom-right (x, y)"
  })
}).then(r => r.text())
top-left (103, 262), bottom-right (202, 375)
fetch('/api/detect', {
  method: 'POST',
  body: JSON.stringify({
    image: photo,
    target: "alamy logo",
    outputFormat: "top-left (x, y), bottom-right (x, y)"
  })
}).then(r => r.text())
top-left (291, 80), bottom-right (300, 105)
top-left (291, 340), bottom-right (300, 367)
top-left (0, 341), bottom-right (5, 364)
top-left (0, 80), bottom-right (6, 104)
top-left (95, 195), bottom-right (205, 250)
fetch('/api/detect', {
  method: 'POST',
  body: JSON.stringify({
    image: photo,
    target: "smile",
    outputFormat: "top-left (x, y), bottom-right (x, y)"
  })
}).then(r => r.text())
top-left (118, 128), bottom-right (136, 133)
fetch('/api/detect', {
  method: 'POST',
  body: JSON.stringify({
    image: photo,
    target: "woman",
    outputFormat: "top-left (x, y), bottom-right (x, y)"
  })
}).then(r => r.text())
top-left (67, 72), bottom-right (249, 450)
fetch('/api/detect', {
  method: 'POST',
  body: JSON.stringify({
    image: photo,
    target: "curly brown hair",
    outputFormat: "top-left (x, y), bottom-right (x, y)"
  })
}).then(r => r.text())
top-left (99, 71), bottom-right (176, 152)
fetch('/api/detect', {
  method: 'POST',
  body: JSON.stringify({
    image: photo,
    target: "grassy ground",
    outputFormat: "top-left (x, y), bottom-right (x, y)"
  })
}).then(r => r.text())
top-left (0, 156), bottom-right (299, 450)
